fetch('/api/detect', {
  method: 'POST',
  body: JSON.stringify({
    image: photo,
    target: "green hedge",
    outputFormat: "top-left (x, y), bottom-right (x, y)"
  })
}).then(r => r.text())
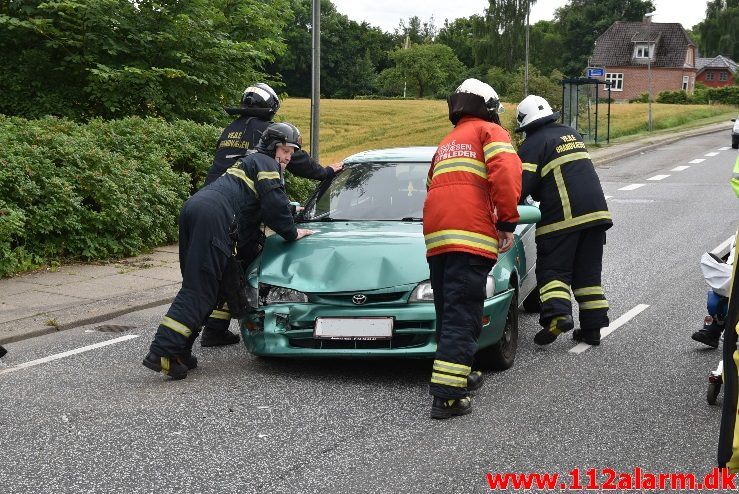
top-left (657, 85), bottom-right (739, 105)
top-left (0, 116), bottom-right (218, 277)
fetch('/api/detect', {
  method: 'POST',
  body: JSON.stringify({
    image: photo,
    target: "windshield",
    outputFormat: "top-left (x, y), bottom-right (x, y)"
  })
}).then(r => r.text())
top-left (302, 162), bottom-right (429, 221)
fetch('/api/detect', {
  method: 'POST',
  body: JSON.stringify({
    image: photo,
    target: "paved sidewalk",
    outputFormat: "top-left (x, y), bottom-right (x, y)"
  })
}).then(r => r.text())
top-left (0, 121), bottom-right (732, 345)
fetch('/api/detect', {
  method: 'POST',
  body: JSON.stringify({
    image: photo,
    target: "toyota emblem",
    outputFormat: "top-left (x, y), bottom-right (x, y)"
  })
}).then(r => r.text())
top-left (352, 294), bottom-right (367, 305)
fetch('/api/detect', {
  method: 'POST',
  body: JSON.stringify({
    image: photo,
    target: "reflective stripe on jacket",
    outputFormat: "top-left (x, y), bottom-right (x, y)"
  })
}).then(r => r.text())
top-left (519, 122), bottom-right (612, 238)
top-left (423, 116), bottom-right (522, 260)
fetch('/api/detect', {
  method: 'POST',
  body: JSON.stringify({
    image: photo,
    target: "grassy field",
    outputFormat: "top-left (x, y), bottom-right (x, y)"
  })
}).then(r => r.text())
top-left (278, 98), bottom-right (737, 163)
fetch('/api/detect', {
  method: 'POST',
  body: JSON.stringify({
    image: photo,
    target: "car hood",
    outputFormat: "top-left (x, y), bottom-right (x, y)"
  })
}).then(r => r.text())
top-left (258, 221), bottom-right (428, 293)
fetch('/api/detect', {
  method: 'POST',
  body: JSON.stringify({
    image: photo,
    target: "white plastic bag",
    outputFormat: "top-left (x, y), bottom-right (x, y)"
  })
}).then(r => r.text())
top-left (701, 251), bottom-right (733, 297)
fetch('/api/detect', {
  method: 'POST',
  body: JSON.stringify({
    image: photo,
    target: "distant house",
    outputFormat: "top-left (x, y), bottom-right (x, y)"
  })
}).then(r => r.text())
top-left (589, 18), bottom-right (697, 101)
top-left (696, 55), bottom-right (738, 87)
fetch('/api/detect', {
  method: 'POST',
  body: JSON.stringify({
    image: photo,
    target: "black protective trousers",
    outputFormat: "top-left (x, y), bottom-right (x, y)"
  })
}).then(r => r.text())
top-left (535, 226), bottom-right (609, 331)
top-left (148, 192), bottom-right (234, 358)
top-left (428, 252), bottom-right (494, 399)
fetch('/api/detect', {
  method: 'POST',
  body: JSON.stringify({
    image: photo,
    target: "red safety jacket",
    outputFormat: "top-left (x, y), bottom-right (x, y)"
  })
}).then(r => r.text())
top-left (423, 116), bottom-right (522, 260)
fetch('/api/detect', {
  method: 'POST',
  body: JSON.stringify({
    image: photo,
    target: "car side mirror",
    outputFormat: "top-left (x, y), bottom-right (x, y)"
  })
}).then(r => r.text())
top-left (517, 205), bottom-right (541, 225)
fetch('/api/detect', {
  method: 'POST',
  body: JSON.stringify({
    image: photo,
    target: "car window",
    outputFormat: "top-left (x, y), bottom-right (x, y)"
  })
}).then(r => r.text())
top-left (302, 162), bottom-right (429, 221)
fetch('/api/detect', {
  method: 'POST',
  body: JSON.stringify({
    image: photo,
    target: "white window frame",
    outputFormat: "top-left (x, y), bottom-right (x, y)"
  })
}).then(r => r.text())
top-left (720, 71), bottom-right (728, 81)
top-left (682, 75), bottom-right (689, 91)
top-left (634, 43), bottom-right (653, 59)
top-left (706, 71), bottom-right (714, 81)
top-left (605, 72), bottom-right (623, 91)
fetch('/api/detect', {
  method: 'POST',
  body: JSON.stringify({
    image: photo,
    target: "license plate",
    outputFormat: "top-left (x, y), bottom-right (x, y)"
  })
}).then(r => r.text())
top-left (314, 317), bottom-right (393, 340)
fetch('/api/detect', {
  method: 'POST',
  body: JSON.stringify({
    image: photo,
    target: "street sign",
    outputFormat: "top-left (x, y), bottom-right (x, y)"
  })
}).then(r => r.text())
top-left (586, 67), bottom-right (605, 78)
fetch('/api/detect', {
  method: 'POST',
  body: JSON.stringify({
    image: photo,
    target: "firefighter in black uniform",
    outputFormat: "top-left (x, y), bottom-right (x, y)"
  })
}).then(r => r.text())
top-left (142, 122), bottom-right (314, 380)
top-left (201, 83), bottom-right (342, 347)
top-left (515, 95), bottom-right (613, 346)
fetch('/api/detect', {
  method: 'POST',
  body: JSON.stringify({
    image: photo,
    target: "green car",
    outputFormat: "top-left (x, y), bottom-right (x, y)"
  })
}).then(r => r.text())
top-left (240, 147), bottom-right (540, 369)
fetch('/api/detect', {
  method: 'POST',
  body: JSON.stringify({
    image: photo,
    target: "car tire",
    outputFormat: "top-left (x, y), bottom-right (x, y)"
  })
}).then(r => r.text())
top-left (476, 290), bottom-right (518, 371)
top-left (521, 289), bottom-right (541, 313)
top-left (732, 135), bottom-right (739, 149)
top-left (707, 381), bottom-right (722, 405)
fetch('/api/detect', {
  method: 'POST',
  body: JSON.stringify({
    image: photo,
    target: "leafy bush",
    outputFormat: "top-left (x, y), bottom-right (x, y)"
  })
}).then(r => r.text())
top-left (656, 90), bottom-right (691, 104)
top-left (629, 93), bottom-right (650, 103)
top-left (0, 116), bottom-right (219, 276)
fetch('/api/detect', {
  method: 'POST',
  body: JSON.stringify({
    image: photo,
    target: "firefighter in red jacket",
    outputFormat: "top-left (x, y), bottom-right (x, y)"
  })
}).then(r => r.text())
top-left (515, 95), bottom-right (612, 347)
top-left (424, 79), bottom-right (522, 419)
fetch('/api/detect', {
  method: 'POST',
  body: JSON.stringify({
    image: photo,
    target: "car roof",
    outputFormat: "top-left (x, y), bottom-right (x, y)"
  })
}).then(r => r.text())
top-left (343, 146), bottom-right (436, 163)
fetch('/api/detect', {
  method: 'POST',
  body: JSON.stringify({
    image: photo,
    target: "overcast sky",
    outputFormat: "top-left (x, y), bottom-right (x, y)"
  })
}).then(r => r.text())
top-left (330, 0), bottom-right (707, 32)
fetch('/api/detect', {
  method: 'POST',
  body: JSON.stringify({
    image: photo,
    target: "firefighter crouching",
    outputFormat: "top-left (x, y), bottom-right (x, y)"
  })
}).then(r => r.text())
top-left (424, 79), bottom-right (522, 419)
top-left (200, 83), bottom-right (342, 347)
top-left (142, 123), bottom-right (314, 380)
top-left (515, 95), bottom-right (613, 346)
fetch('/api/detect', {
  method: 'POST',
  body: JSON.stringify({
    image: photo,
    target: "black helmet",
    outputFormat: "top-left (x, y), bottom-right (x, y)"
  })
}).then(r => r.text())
top-left (256, 122), bottom-right (302, 155)
top-left (225, 83), bottom-right (280, 118)
top-left (447, 78), bottom-right (504, 125)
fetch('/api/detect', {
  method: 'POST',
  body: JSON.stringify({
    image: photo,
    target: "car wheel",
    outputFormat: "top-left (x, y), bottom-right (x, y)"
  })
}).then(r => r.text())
top-left (521, 289), bottom-right (541, 313)
top-left (476, 291), bottom-right (518, 371)
top-left (732, 135), bottom-right (739, 149)
top-left (707, 382), bottom-right (722, 405)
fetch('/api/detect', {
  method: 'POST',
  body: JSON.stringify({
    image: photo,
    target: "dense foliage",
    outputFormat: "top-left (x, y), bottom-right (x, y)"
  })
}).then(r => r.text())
top-left (0, 116), bottom-right (217, 276)
top-left (0, 0), bottom-right (290, 123)
top-left (695, 0), bottom-right (739, 61)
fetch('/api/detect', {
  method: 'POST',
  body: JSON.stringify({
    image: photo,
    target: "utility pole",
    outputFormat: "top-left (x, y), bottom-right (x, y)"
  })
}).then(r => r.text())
top-left (403, 35), bottom-right (410, 98)
top-left (645, 12), bottom-right (656, 132)
top-left (310, 0), bottom-right (321, 159)
top-left (524, 0), bottom-right (530, 96)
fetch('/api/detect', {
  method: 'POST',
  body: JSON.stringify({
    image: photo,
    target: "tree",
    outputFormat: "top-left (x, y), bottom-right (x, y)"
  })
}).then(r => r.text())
top-left (0, 0), bottom-right (290, 122)
top-left (472, 0), bottom-right (537, 72)
top-left (379, 43), bottom-right (466, 98)
top-left (695, 0), bottom-right (739, 60)
top-left (394, 15), bottom-right (438, 45)
top-left (554, 0), bottom-right (656, 75)
top-left (268, 0), bottom-right (396, 98)
top-left (437, 16), bottom-right (482, 68)
top-left (529, 20), bottom-right (565, 75)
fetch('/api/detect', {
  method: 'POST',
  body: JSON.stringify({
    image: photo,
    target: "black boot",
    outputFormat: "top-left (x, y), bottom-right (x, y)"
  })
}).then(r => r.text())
top-left (431, 396), bottom-right (472, 419)
top-left (142, 352), bottom-right (189, 380)
top-left (572, 328), bottom-right (601, 346)
top-left (534, 315), bottom-right (574, 346)
top-left (691, 316), bottom-right (723, 349)
top-left (467, 371), bottom-right (484, 393)
top-left (200, 328), bottom-right (240, 347)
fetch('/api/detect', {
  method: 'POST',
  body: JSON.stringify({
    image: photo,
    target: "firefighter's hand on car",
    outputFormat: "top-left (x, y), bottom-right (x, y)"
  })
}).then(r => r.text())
top-left (499, 231), bottom-right (514, 253)
top-left (328, 162), bottom-right (344, 173)
top-left (296, 228), bottom-right (315, 240)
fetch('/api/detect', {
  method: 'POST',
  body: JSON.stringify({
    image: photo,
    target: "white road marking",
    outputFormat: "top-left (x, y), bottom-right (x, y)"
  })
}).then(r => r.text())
top-left (618, 183), bottom-right (645, 191)
top-left (570, 304), bottom-right (650, 354)
top-left (719, 147), bottom-right (731, 151)
top-left (705, 152), bottom-right (719, 157)
top-left (647, 174), bottom-right (670, 181)
top-left (671, 165), bottom-right (690, 172)
top-left (689, 159), bottom-right (705, 164)
top-left (0, 334), bottom-right (140, 376)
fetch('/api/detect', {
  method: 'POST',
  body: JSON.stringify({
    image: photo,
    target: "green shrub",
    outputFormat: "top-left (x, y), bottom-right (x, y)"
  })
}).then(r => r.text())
top-left (629, 93), bottom-right (650, 103)
top-left (0, 115), bottom-right (219, 276)
top-left (656, 90), bottom-right (690, 104)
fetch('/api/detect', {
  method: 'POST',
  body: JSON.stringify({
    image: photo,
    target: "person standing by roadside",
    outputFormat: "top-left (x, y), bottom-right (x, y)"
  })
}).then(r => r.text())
top-left (515, 95), bottom-right (612, 347)
top-left (142, 123), bottom-right (314, 380)
top-left (424, 79), bottom-right (522, 419)
top-left (200, 83), bottom-right (342, 347)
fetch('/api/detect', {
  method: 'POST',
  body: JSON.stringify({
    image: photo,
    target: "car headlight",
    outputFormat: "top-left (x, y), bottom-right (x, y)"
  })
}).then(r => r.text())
top-left (258, 284), bottom-right (308, 305)
top-left (410, 276), bottom-right (496, 303)
top-left (485, 276), bottom-right (496, 298)
top-left (409, 281), bottom-right (434, 302)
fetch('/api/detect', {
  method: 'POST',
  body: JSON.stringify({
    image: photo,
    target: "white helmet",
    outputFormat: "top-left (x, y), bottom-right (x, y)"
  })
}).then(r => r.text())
top-left (448, 78), bottom-right (504, 125)
top-left (515, 95), bottom-right (559, 132)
